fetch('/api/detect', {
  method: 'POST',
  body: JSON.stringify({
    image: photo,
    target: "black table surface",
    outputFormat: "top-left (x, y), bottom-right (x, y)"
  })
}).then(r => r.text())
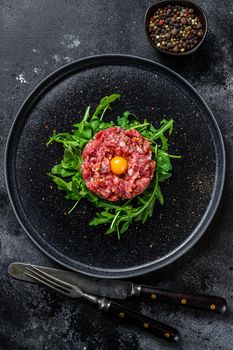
top-left (0, 1), bottom-right (233, 349)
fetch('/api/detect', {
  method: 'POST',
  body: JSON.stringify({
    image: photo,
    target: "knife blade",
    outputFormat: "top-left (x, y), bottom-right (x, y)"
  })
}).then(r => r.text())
top-left (8, 262), bottom-right (133, 299)
top-left (8, 262), bottom-right (228, 314)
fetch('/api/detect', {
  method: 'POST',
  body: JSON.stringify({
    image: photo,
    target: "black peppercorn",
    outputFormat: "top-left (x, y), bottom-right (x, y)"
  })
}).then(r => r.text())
top-left (164, 33), bottom-right (171, 39)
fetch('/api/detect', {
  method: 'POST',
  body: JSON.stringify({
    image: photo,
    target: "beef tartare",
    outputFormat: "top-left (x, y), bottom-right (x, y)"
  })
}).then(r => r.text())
top-left (82, 127), bottom-right (156, 201)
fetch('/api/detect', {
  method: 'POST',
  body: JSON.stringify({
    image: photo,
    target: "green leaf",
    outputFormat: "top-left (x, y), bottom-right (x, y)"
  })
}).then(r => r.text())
top-left (63, 148), bottom-right (75, 161)
top-left (89, 217), bottom-right (110, 225)
top-left (156, 185), bottom-right (164, 205)
top-left (117, 111), bottom-right (129, 127)
top-left (148, 197), bottom-right (156, 217)
top-left (90, 119), bottom-right (100, 132)
top-left (105, 227), bottom-right (116, 235)
top-left (117, 111), bottom-right (139, 128)
top-left (51, 164), bottom-right (62, 175)
top-left (79, 106), bottom-right (91, 133)
top-left (120, 221), bottom-right (130, 234)
top-left (60, 169), bottom-right (76, 177)
top-left (65, 192), bottom-right (82, 201)
top-left (150, 119), bottom-right (174, 141)
top-left (61, 159), bottom-right (77, 170)
top-left (92, 94), bottom-right (120, 118)
top-left (158, 173), bottom-right (172, 182)
top-left (49, 175), bottom-right (73, 192)
top-left (99, 121), bottom-right (114, 130)
top-left (81, 127), bottom-right (92, 139)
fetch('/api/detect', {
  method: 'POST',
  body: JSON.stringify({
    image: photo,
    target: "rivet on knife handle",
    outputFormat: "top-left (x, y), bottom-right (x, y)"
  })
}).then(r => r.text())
top-left (104, 301), bottom-right (179, 343)
top-left (138, 286), bottom-right (227, 313)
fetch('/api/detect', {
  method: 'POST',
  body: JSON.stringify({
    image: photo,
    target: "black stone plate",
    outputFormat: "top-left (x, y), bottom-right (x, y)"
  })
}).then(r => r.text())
top-left (5, 55), bottom-right (225, 278)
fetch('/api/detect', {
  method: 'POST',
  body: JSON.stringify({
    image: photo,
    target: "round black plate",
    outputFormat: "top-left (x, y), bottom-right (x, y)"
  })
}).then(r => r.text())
top-left (5, 55), bottom-right (225, 278)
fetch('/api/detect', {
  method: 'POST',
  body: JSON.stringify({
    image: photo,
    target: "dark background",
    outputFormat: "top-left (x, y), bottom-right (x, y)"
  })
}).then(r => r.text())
top-left (0, 0), bottom-right (233, 349)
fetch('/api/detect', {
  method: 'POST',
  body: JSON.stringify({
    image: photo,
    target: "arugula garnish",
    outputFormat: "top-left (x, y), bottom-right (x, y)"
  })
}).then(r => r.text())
top-left (47, 94), bottom-right (180, 239)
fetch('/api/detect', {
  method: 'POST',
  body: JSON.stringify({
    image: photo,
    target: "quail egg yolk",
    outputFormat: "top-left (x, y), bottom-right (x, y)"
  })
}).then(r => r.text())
top-left (110, 156), bottom-right (128, 175)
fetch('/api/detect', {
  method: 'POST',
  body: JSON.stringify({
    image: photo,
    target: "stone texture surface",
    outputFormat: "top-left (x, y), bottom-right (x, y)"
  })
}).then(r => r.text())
top-left (0, 0), bottom-right (233, 349)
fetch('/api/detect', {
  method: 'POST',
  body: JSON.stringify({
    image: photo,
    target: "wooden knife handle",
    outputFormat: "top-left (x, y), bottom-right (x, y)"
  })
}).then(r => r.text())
top-left (107, 301), bottom-right (179, 343)
top-left (139, 286), bottom-right (227, 313)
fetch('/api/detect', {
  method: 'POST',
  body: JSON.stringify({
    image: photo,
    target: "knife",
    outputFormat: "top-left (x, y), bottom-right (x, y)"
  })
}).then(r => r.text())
top-left (8, 262), bottom-right (227, 313)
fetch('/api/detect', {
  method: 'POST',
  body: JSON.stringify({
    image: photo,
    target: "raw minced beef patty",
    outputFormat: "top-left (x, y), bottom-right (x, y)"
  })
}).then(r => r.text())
top-left (81, 127), bottom-right (156, 201)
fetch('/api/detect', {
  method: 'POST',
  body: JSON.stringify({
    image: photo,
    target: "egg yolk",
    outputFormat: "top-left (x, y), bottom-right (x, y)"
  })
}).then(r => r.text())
top-left (110, 156), bottom-right (128, 175)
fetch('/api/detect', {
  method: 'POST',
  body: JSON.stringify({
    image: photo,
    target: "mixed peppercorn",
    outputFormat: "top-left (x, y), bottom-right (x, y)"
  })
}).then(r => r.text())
top-left (147, 4), bottom-right (204, 53)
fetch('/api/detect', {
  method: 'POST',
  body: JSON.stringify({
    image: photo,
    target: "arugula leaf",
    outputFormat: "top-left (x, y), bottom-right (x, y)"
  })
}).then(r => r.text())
top-left (117, 111), bottom-right (139, 128)
top-left (51, 164), bottom-right (62, 175)
top-left (93, 94), bottom-right (120, 119)
top-left (49, 174), bottom-right (73, 192)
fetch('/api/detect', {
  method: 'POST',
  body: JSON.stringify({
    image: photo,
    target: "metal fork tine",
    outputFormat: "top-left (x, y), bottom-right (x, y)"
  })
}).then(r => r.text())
top-left (26, 266), bottom-right (72, 294)
top-left (26, 267), bottom-right (69, 293)
top-left (28, 265), bottom-right (73, 290)
top-left (25, 271), bottom-right (70, 296)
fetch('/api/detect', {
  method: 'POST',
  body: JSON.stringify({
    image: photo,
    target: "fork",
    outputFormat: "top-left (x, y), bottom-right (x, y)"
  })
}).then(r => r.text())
top-left (25, 265), bottom-right (179, 343)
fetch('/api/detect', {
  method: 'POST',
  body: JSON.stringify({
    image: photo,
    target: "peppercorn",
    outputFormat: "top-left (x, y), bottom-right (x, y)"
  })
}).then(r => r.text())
top-left (164, 33), bottom-right (171, 39)
top-left (171, 28), bottom-right (178, 35)
top-left (181, 17), bottom-right (187, 24)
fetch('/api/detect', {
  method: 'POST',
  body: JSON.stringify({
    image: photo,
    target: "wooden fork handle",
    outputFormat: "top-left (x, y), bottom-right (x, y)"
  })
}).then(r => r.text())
top-left (105, 301), bottom-right (179, 343)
